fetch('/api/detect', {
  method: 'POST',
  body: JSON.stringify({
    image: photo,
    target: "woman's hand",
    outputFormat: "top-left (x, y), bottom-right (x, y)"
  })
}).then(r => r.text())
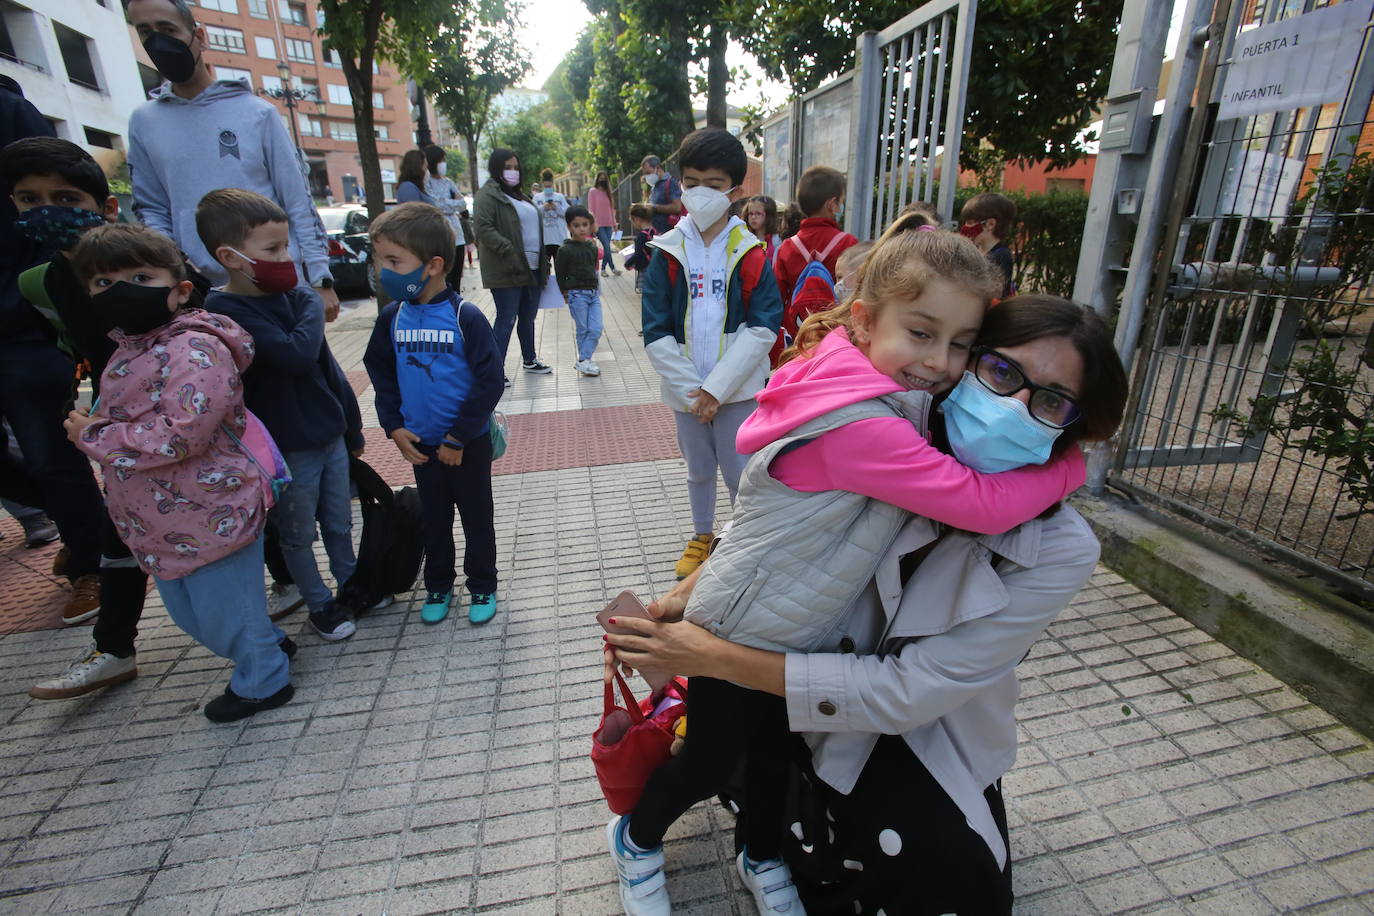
top-left (605, 616), bottom-right (725, 680)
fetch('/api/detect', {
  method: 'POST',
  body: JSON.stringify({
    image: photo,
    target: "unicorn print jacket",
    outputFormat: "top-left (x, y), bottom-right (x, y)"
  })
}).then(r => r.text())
top-left (75, 307), bottom-right (267, 580)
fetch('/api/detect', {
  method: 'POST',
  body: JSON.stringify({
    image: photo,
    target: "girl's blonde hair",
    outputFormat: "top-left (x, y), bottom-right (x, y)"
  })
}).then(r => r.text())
top-left (781, 211), bottom-right (1002, 364)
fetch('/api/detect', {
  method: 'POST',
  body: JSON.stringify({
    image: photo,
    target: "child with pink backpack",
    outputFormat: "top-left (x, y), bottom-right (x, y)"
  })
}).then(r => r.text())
top-left (64, 223), bottom-right (294, 723)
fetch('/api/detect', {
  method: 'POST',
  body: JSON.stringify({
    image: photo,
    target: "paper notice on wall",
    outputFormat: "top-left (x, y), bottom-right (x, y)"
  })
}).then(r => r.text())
top-left (1217, 0), bottom-right (1373, 121)
top-left (1214, 153), bottom-right (1305, 220)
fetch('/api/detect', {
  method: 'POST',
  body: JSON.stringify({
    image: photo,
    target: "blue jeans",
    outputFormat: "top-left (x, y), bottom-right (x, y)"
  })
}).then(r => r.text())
top-left (0, 341), bottom-right (103, 578)
top-left (490, 274), bottom-right (539, 364)
top-left (154, 536), bottom-right (289, 700)
top-left (271, 437), bottom-right (356, 613)
top-left (597, 226), bottom-right (615, 270)
top-left (566, 289), bottom-right (603, 361)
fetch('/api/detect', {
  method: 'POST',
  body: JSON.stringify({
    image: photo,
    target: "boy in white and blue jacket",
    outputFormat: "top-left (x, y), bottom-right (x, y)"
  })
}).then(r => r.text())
top-left (362, 203), bottom-right (504, 625)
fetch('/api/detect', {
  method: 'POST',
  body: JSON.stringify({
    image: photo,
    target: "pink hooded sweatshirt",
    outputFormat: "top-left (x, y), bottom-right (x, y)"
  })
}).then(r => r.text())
top-left (737, 326), bottom-right (1086, 532)
top-left (76, 308), bottom-right (267, 580)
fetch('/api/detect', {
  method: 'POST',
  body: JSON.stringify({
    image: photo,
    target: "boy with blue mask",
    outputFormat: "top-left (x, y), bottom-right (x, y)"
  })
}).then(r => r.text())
top-left (196, 188), bottom-right (365, 642)
top-left (362, 202), bottom-right (504, 625)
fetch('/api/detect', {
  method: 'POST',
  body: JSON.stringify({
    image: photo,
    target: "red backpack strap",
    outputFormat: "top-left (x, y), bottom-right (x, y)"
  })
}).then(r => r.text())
top-left (739, 246), bottom-right (765, 313)
top-left (666, 256), bottom-right (680, 290)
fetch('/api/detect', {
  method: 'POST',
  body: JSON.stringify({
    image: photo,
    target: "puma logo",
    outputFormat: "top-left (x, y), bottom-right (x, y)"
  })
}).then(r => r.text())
top-left (406, 354), bottom-right (437, 381)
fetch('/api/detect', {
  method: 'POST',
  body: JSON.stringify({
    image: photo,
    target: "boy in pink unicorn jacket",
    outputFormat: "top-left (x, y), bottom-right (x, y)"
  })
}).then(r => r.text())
top-left (64, 223), bottom-right (294, 723)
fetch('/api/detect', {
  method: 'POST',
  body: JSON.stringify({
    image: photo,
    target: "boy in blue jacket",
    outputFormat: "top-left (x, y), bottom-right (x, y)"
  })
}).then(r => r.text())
top-left (362, 203), bottom-right (504, 625)
top-left (197, 189), bottom-right (364, 642)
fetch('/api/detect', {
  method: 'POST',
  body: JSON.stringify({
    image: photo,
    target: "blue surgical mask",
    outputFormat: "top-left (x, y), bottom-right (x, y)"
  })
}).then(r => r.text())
top-left (379, 264), bottom-right (427, 302)
top-left (942, 371), bottom-right (1063, 473)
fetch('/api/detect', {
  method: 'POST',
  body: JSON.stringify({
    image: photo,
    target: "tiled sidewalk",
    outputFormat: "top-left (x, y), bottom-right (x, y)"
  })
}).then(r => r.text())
top-left (0, 269), bottom-right (1370, 914)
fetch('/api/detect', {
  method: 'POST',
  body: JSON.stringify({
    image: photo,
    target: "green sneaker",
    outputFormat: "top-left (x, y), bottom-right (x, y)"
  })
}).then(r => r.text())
top-left (420, 591), bottom-right (451, 624)
top-left (468, 591), bottom-right (498, 625)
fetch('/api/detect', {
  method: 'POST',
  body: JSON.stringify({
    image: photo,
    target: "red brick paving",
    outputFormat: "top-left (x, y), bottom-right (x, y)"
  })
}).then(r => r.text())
top-left (0, 516), bottom-right (79, 636)
top-left (361, 402), bottom-right (682, 487)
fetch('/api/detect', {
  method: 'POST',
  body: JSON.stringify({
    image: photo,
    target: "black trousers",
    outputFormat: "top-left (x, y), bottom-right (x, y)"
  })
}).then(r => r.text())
top-left (629, 676), bottom-right (790, 859)
top-left (446, 246), bottom-right (465, 290)
top-left (411, 433), bottom-right (497, 595)
top-left (91, 511), bottom-right (148, 658)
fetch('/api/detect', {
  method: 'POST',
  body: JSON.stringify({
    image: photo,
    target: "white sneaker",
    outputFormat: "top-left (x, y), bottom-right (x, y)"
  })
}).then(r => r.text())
top-left (30, 644), bottom-right (137, 700)
top-left (577, 359), bottom-right (601, 377)
top-left (736, 851), bottom-right (804, 914)
top-left (368, 595), bottom-right (394, 611)
top-left (267, 583), bottom-right (304, 621)
top-left (606, 816), bottom-right (670, 916)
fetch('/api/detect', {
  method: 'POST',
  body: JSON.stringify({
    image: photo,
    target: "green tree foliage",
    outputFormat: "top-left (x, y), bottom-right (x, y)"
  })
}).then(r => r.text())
top-left (488, 103), bottom-right (568, 183)
top-left (735, 0), bottom-right (1121, 168)
top-left (417, 0), bottom-right (531, 196)
top-left (946, 187), bottom-right (1088, 297)
top-left (542, 28), bottom-right (593, 144)
top-left (316, 0), bottom-right (456, 219)
top-left (444, 148), bottom-right (470, 190)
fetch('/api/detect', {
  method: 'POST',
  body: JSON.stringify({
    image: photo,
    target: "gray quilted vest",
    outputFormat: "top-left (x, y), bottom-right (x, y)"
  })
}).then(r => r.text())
top-left (684, 390), bottom-right (933, 652)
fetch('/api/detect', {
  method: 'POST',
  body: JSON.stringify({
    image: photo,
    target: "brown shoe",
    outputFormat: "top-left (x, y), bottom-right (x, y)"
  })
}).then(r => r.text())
top-left (51, 545), bottom-right (71, 577)
top-left (62, 574), bottom-right (101, 625)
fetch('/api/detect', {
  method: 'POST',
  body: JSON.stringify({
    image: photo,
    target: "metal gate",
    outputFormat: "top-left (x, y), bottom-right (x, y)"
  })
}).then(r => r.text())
top-left (757, 0), bottom-right (977, 240)
top-left (1110, 0), bottom-right (1374, 599)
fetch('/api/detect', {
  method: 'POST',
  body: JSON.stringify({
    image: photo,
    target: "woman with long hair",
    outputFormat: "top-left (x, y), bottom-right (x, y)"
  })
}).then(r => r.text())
top-left (394, 149), bottom-right (433, 205)
top-left (587, 170), bottom-right (620, 277)
top-left (472, 148), bottom-right (553, 383)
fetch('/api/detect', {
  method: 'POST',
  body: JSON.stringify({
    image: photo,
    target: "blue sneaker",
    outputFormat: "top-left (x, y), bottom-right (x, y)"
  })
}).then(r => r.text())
top-left (605, 816), bottom-right (669, 916)
top-left (420, 591), bottom-right (451, 624)
top-left (468, 591), bottom-right (498, 625)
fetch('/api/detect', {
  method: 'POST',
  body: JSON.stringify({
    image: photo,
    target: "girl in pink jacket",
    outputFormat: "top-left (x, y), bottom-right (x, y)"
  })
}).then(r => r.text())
top-left (66, 224), bottom-right (293, 723)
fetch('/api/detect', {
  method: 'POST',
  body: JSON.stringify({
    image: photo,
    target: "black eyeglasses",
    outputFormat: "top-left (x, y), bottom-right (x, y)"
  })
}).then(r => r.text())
top-left (970, 348), bottom-right (1082, 429)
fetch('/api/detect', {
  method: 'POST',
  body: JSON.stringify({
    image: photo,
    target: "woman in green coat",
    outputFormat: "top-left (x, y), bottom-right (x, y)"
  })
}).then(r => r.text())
top-left (473, 148), bottom-right (552, 383)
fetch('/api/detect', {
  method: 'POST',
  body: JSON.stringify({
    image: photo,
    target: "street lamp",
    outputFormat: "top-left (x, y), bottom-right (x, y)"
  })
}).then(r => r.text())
top-left (258, 60), bottom-right (326, 157)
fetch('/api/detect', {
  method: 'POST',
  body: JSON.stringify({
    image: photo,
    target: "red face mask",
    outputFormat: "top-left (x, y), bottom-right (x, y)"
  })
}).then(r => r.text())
top-left (959, 221), bottom-right (985, 241)
top-left (228, 247), bottom-right (298, 294)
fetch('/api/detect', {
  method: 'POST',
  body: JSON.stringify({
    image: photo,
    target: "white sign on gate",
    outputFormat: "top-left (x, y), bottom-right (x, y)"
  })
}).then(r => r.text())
top-left (1218, 0), bottom-right (1373, 121)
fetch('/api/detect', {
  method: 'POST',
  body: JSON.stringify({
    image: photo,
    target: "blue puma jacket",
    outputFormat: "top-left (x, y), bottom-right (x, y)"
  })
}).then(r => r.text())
top-left (363, 288), bottom-right (503, 447)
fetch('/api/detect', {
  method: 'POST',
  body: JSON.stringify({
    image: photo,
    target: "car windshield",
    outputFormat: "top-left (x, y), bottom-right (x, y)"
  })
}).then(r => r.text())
top-left (318, 210), bottom-right (349, 232)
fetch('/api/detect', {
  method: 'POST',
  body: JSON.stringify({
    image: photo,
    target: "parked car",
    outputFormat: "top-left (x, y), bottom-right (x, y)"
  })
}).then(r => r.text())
top-left (317, 205), bottom-right (372, 297)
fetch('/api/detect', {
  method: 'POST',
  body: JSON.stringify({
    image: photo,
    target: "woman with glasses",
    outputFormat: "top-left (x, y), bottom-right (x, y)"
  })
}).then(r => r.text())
top-left (604, 293), bottom-right (1128, 915)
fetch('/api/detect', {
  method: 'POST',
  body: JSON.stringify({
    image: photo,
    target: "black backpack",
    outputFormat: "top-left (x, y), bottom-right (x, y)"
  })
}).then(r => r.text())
top-left (337, 456), bottom-right (425, 613)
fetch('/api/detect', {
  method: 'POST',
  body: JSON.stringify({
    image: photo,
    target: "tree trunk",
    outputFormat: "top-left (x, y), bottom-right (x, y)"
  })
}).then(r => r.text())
top-left (706, 19), bottom-right (728, 129)
top-left (336, 0), bottom-right (385, 221)
top-left (466, 132), bottom-right (482, 204)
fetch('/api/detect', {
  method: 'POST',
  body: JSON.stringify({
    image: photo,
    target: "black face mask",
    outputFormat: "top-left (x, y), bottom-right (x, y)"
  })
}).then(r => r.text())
top-left (143, 32), bottom-right (199, 84)
top-left (95, 282), bottom-right (177, 336)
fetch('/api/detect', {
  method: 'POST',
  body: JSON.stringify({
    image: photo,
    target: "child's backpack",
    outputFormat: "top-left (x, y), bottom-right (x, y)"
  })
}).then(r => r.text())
top-left (663, 244), bottom-right (766, 312)
top-left (784, 232), bottom-right (848, 320)
top-left (337, 456), bottom-right (424, 614)
top-left (219, 410), bottom-right (292, 509)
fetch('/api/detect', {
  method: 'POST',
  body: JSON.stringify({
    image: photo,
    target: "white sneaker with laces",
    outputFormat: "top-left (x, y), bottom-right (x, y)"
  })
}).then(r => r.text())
top-left (736, 851), bottom-right (804, 914)
top-left (30, 644), bottom-right (137, 699)
top-left (606, 816), bottom-right (670, 916)
top-left (576, 358), bottom-right (601, 377)
top-left (267, 582), bottom-right (304, 621)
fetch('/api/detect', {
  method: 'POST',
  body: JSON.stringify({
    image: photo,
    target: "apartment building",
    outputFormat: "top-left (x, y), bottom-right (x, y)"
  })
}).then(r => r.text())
top-left (180, 0), bottom-right (412, 202)
top-left (0, 0), bottom-right (146, 168)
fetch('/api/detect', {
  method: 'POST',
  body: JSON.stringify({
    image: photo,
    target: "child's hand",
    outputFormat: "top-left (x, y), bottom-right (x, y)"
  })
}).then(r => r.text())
top-left (438, 441), bottom-right (464, 467)
top-left (390, 428), bottom-right (427, 465)
top-left (63, 407), bottom-right (96, 443)
top-left (687, 388), bottom-right (719, 423)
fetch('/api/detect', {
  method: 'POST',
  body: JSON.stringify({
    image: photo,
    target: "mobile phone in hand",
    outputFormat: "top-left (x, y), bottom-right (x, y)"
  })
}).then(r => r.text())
top-left (597, 591), bottom-right (671, 691)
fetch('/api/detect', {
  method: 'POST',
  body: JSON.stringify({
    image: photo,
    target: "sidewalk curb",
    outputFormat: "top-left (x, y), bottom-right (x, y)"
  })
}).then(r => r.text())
top-left (1072, 492), bottom-right (1374, 739)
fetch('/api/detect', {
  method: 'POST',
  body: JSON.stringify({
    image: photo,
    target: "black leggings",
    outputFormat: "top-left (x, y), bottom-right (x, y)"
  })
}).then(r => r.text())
top-left (628, 676), bottom-right (790, 859)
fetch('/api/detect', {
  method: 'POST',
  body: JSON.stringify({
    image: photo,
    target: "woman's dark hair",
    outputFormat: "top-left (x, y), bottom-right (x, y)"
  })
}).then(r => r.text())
top-left (540, 168), bottom-right (555, 184)
top-left (780, 202), bottom-right (806, 239)
top-left (976, 294), bottom-right (1128, 451)
top-left (398, 149), bottom-right (428, 189)
top-left (423, 145), bottom-right (446, 174)
top-left (487, 147), bottom-right (524, 199)
top-left (677, 126), bottom-right (747, 186)
top-left (743, 195), bottom-right (778, 237)
top-left (595, 171), bottom-right (610, 189)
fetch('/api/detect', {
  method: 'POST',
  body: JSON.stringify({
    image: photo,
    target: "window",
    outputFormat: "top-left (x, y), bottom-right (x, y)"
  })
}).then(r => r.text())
top-left (261, 74), bottom-right (282, 93)
top-left (215, 65), bottom-right (251, 84)
top-left (204, 25), bottom-right (246, 54)
top-left (298, 114), bottom-right (323, 138)
top-left (254, 35), bottom-right (276, 59)
top-left (279, 0), bottom-right (307, 26)
top-left (375, 125), bottom-right (389, 141)
top-left (198, 0), bottom-right (239, 12)
top-left (372, 92), bottom-right (385, 109)
top-left (327, 84), bottom-right (351, 106)
top-left (284, 38), bottom-right (313, 63)
top-left (54, 22), bottom-right (101, 90)
top-left (83, 127), bottom-right (119, 149)
top-left (331, 121), bottom-right (357, 141)
top-left (247, 0), bottom-right (269, 17)
top-left (322, 47), bottom-right (342, 68)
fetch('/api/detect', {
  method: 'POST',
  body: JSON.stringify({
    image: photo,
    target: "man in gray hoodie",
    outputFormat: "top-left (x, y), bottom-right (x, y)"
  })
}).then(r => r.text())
top-left (124, 0), bottom-right (340, 320)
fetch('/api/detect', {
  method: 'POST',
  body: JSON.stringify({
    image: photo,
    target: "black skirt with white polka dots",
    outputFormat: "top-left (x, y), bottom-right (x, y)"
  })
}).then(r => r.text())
top-left (779, 734), bottom-right (1012, 916)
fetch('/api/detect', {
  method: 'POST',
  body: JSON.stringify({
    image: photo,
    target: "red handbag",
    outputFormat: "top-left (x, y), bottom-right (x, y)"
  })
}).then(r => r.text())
top-left (592, 670), bottom-right (688, 814)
